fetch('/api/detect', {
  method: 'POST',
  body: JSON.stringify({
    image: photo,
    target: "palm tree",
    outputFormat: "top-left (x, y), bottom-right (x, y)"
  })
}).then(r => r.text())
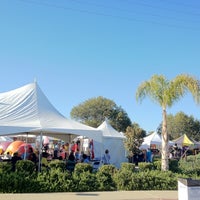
top-left (136, 74), bottom-right (200, 171)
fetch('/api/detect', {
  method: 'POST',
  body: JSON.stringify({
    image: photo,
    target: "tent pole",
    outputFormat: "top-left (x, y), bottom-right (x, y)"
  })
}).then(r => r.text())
top-left (38, 132), bottom-right (43, 172)
top-left (24, 132), bottom-right (28, 160)
top-left (100, 131), bottom-right (103, 166)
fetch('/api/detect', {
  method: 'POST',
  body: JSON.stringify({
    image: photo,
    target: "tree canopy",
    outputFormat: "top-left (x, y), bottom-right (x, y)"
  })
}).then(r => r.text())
top-left (70, 96), bottom-right (132, 132)
top-left (157, 112), bottom-right (200, 141)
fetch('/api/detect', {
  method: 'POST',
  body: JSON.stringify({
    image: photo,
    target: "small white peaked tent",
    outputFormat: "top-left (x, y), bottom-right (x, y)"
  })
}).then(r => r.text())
top-left (140, 131), bottom-right (174, 149)
top-left (0, 82), bottom-right (102, 143)
top-left (96, 119), bottom-right (127, 168)
top-left (141, 131), bottom-right (162, 148)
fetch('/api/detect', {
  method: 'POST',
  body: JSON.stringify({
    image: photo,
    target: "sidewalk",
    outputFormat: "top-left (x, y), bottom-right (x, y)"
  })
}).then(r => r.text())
top-left (0, 190), bottom-right (178, 200)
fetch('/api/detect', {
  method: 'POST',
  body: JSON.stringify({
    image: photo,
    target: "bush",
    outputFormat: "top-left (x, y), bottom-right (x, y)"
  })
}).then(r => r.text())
top-left (1, 158), bottom-right (200, 193)
top-left (0, 171), bottom-right (40, 193)
top-left (120, 162), bottom-right (135, 172)
top-left (178, 158), bottom-right (200, 177)
top-left (0, 162), bottom-right (12, 174)
top-left (133, 170), bottom-right (178, 190)
top-left (96, 165), bottom-right (117, 191)
top-left (16, 160), bottom-right (37, 175)
top-left (71, 163), bottom-right (98, 192)
top-left (114, 165), bottom-right (135, 190)
top-left (153, 160), bottom-right (161, 170)
top-left (48, 160), bottom-right (66, 171)
top-left (169, 159), bottom-right (180, 173)
top-left (37, 168), bottom-right (74, 192)
top-left (73, 171), bottom-right (99, 192)
top-left (73, 163), bottom-right (93, 176)
top-left (138, 162), bottom-right (154, 171)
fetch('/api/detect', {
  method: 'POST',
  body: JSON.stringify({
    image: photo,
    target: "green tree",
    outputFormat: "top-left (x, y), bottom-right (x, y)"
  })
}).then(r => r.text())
top-left (162, 112), bottom-right (200, 141)
top-left (136, 74), bottom-right (200, 171)
top-left (123, 123), bottom-right (146, 163)
top-left (70, 96), bottom-right (131, 132)
top-left (157, 112), bottom-right (200, 141)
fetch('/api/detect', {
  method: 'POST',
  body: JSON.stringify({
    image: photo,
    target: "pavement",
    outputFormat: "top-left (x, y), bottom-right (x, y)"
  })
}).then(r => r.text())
top-left (0, 190), bottom-right (178, 200)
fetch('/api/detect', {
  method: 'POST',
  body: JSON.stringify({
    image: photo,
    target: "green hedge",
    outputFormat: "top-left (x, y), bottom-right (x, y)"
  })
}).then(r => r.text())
top-left (1, 158), bottom-right (200, 193)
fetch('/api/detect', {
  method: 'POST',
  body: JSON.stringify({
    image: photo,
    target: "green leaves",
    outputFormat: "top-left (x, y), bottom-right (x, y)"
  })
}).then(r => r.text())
top-left (136, 74), bottom-right (200, 109)
top-left (70, 96), bottom-right (131, 132)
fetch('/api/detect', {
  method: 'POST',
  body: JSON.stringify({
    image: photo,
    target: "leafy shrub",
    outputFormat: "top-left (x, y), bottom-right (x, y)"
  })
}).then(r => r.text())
top-left (96, 165), bottom-right (117, 191)
top-left (73, 171), bottom-right (99, 192)
top-left (135, 170), bottom-right (177, 190)
top-left (16, 160), bottom-right (36, 175)
top-left (73, 163), bottom-right (93, 176)
top-left (0, 171), bottom-right (40, 193)
top-left (0, 161), bottom-right (12, 173)
top-left (71, 163), bottom-right (99, 192)
top-left (169, 159), bottom-right (180, 173)
top-left (153, 160), bottom-right (161, 170)
top-left (115, 169), bottom-right (179, 191)
top-left (138, 162), bottom-right (154, 171)
top-left (48, 160), bottom-right (66, 171)
top-left (2, 157), bottom-right (200, 193)
top-left (120, 162), bottom-right (135, 172)
top-left (37, 168), bottom-right (74, 192)
top-left (114, 167), bottom-right (135, 190)
top-left (178, 158), bottom-right (200, 177)
top-left (153, 155), bottom-right (161, 162)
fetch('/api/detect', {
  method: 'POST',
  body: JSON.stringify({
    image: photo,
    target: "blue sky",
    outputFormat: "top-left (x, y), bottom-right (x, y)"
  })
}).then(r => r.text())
top-left (1, 0), bottom-right (200, 133)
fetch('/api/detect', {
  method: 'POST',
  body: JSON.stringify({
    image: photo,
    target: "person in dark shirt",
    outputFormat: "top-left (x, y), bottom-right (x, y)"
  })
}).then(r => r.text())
top-left (66, 151), bottom-right (76, 172)
top-left (28, 147), bottom-right (38, 171)
top-left (28, 147), bottom-right (37, 164)
top-left (11, 152), bottom-right (22, 171)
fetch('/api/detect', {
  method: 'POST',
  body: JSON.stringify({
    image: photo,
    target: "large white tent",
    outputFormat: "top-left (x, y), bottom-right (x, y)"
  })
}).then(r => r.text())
top-left (0, 82), bottom-right (102, 143)
top-left (95, 119), bottom-right (127, 168)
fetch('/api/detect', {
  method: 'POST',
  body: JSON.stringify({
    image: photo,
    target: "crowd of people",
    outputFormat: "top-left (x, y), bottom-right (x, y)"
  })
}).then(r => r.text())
top-left (129, 148), bottom-right (154, 166)
top-left (0, 138), bottom-right (111, 172)
top-left (169, 143), bottom-right (190, 160)
top-left (0, 147), bottom-right (36, 171)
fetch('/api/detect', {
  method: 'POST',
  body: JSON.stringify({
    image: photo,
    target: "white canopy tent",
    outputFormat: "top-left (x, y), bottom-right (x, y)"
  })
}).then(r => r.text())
top-left (95, 119), bottom-right (127, 168)
top-left (0, 82), bottom-right (102, 141)
top-left (0, 82), bottom-right (103, 159)
top-left (140, 131), bottom-right (174, 149)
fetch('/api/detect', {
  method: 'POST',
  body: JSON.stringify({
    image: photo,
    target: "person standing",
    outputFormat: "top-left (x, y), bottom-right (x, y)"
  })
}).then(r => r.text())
top-left (102, 149), bottom-right (110, 165)
top-left (146, 148), bottom-right (152, 162)
top-left (28, 147), bottom-right (38, 168)
top-left (11, 152), bottom-right (22, 171)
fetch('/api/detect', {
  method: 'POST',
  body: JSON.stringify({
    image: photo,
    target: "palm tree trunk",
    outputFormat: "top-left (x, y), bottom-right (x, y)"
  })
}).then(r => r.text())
top-left (161, 108), bottom-right (169, 171)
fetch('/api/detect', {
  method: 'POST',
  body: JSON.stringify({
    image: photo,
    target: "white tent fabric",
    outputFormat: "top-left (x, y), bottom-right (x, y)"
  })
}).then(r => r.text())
top-left (0, 82), bottom-right (102, 143)
top-left (142, 131), bottom-right (162, 146)
top-left (95, 119), bottom-right (127, 168)
top-left (0, 136), bottom-right (13, 142)
top-left (140, 131), bottom-right (174, 149)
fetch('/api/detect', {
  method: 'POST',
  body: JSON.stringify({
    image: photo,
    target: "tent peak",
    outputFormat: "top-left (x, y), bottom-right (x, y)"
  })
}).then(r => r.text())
top-left (97, 120), bottom-right (124, 138)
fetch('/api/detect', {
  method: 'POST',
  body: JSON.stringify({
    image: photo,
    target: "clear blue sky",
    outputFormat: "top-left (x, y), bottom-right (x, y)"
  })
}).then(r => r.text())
top-left (1, 0), bottom-right (200, 133)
